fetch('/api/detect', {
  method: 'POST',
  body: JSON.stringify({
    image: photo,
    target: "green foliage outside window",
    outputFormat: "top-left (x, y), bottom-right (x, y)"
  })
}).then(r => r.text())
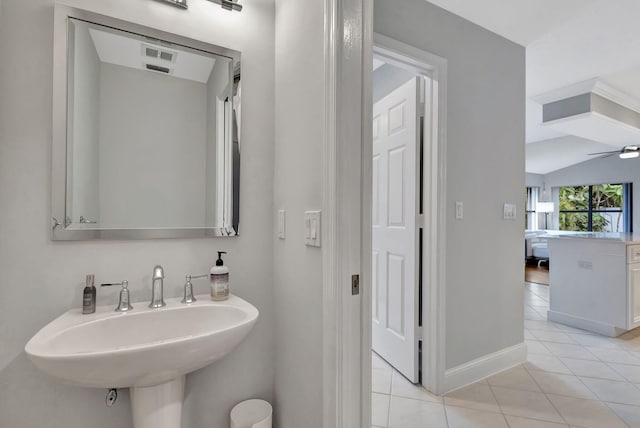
top-left (559, 184), bottom-right (623, 232)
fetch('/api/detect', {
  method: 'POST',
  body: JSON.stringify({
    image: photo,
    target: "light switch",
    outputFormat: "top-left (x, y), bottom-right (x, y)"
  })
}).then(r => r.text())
top-left (503, 203), bottom-right (517, 220)
top-left (304, 211), bottom-right (321, 247)
top-left (278, 210), bottom-right (286, 239)
top-left (455, 201), bottom-right (463, 220)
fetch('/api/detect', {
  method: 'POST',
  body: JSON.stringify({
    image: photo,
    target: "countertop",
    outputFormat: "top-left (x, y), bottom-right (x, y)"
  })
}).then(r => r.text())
top-left (545, 232), bottom-right (640, 244)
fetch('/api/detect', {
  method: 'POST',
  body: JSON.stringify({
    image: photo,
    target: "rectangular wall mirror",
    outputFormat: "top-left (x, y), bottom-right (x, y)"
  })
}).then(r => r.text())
top-left (52, 6), bottom-right (241, 240)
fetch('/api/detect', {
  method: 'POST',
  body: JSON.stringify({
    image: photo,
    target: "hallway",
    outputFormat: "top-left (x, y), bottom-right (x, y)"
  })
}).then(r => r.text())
top-left (372, 282), bottom-right (640, 427)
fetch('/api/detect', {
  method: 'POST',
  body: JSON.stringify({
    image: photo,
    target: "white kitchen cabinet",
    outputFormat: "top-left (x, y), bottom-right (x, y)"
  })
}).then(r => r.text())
top-left (628, 254), bottom-right (640, 329)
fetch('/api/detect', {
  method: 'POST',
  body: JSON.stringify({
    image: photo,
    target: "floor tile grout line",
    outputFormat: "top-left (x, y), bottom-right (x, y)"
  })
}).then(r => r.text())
top-left (601, 401), bottom-right (633, 428)
top-left (539, 342), bottom-right (602, 361)
top-left (491, 375), bottom-right (600, 402)
top-left (520, 363), bottom-right (570, 426)
top-left (605, 360), bottom-right (638, 384)
top-left (385, 388), bottom-right (391, 428)
top-left (441, 400), bottom-right (451, 428)
top-left (443, 401), bottom-right (511, 428)
top-left (584, 350), bottom-right (640, 387)
top-left (486, 381), bottom-right (507, 422)
top-left (442, 401), bottom-right (504, 416)
top-left (575, 373), bottom-right (640, 407)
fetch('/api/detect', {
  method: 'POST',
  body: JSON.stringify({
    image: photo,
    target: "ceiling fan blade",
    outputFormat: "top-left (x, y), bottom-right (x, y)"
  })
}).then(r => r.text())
top-left (587, 150), bottom-right (618, 156)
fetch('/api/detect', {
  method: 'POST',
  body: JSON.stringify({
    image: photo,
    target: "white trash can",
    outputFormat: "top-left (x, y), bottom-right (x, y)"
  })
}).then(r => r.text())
top-left (230, 399), bottom-right (272, 428)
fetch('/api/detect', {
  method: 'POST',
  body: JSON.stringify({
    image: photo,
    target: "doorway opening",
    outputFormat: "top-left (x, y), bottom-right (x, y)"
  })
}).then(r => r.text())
top-left (368, 34), bottom-right (447, 427)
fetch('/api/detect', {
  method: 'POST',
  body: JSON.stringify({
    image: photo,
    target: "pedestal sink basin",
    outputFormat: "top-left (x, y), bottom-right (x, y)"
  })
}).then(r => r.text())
top-left (25, 294), bottom-right (258, 428)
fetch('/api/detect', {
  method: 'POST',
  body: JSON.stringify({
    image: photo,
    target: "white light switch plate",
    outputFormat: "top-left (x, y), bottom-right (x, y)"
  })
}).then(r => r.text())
top-left (278, 210), bottom-right (286, 239)
top-left (304, 210), bottom-right (321, 247)
top-left (503, 203), bottom-right (517, 220)
top-left (455, 201), bottom-right (463, 220)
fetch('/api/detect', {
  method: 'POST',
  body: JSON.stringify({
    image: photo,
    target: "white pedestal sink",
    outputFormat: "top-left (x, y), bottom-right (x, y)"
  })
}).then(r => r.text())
top-left (25, 294), bottom-right (259, 428)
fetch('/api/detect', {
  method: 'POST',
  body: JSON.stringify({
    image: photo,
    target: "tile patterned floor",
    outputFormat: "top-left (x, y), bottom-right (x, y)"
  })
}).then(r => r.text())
top-left (372, 282), bottom-right (640, 427)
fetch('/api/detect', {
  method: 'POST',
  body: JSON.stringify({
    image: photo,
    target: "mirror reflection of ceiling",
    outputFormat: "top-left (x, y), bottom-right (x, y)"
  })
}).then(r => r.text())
top-left (425, 0), bottom-right (640, 173)
top-left (89, 28), bottom-right (216, 83)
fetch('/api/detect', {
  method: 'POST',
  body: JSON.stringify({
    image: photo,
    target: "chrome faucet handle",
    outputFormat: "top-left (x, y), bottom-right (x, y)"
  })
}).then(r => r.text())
top-left (152, 265), bottom-right (164, 280)
top-left (101, 280), bottom-right (134, 312)
top-left (182, 274), bottom-right (207, 304)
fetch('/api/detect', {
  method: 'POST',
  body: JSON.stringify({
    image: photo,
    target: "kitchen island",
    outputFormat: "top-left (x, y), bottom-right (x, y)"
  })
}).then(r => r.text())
top-left (547, 233), bottom-right (640, 337)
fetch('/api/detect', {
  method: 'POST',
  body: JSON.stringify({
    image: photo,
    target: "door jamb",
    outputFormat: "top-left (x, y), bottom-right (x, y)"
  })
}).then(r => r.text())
top-left (322, 0), bottom-right (371, 427)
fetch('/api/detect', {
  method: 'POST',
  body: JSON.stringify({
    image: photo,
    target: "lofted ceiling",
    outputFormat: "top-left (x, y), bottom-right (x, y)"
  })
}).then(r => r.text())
top-left (427, 0), bottom-right (640, 174)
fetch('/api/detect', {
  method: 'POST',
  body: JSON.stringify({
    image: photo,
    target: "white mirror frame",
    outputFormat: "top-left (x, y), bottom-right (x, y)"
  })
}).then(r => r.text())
top-left (51, 5), bottom-right (241, 240)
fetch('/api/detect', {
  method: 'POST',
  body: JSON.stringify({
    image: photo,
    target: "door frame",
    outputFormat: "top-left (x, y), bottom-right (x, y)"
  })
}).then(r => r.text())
top-left (370, 33), bottom-right (449, 397)
top-left (321, 2), bottom-right (448, 426)
top-left (321, 0), bottom-right (371, 427)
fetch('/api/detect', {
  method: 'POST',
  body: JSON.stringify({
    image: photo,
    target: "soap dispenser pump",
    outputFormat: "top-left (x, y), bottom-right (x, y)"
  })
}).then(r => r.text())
top-left (210, 251), bottom-right (229, 301)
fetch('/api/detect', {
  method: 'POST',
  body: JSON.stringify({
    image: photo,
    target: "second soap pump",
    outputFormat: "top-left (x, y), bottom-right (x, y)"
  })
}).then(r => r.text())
top-left (210, 251), bottom-right (229, 301)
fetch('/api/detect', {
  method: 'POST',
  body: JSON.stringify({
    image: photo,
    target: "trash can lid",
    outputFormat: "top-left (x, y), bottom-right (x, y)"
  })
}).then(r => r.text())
top-left (231, 399), bottom-right (272, 424)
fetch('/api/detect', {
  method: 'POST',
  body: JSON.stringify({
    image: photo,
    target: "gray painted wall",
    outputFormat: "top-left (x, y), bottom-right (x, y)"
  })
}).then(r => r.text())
top-left (544, 156), bottom-right (640, 232)
top-left (98, 63), bottom-right (208, 228)
top-left (375, 0), bottom-right (526, 369)
top-left (273, 0), bottom-right (324, 426)
top-left (0, 1), bottom-right (275, 427)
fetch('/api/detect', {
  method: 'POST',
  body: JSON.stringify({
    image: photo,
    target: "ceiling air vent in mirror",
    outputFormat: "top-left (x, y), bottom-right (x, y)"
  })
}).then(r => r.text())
top-left (145, 47), bottom-right (159, 58)
top-left (160, 51), bottom-right (174, 62)
top-left (145, 64), bottom-right (171, 74)
top-left (142, 43), bottom-right (176, 63)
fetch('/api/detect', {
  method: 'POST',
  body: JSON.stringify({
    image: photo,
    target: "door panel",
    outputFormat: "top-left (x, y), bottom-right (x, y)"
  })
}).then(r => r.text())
top-left (387, 253), bottom-right (405, 336)
top-left (388, 147), bottom-right (406, 226)
top-left (372, 250), bottom-right (380, 322)
top-left (372, 77), bottom-right (420, 382)
top-left (372, 155), bottom-right (381, 226)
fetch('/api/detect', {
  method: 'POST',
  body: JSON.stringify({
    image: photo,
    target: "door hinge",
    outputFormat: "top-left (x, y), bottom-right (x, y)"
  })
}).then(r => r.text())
top-left (351, 274), bottom-right (360, 296)
top-left (418, 213), bottom-right (424, 229)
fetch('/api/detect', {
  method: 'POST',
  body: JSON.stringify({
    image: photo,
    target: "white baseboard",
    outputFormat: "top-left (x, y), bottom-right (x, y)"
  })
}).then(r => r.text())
top-left (443, 342), bottom-right (526, 394)
top-left (547, 310), bottom-right (624, 337)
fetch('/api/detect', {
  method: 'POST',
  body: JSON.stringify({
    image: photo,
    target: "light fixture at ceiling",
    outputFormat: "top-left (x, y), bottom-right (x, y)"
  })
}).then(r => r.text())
top-left (158, 0), bottom-right (188, 9)
top-left (206, 0), bottom-right (243, 12)
top-left (221, 0), bottom-right (242, 11)
top-left (619, 145), bottom-right (640, 159)
top-left (587, 145), bottom-right (640, 159)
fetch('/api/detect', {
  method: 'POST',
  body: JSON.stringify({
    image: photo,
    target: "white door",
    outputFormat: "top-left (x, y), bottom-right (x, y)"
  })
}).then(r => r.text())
top-left (372, 77), bottom-right (420, 383)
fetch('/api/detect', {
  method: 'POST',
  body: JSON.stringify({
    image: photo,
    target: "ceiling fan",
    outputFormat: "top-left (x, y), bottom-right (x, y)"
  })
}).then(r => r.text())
top-left (587, 145), bottom-right (640, 159)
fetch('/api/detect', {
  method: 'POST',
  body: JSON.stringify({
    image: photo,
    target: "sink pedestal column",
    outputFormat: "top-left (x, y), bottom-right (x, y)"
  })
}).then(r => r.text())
top-left (131, 376), bottom-right (185, 428)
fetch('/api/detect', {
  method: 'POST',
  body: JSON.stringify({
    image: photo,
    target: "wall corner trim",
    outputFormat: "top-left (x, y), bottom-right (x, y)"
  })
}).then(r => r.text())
top-left (443, 342), bottom-right (527, 394)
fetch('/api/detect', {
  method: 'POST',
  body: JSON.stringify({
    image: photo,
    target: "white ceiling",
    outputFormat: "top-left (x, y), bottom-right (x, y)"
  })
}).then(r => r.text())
top-left (426, 0), bottom-right (597, 46)
top-left (427, 0), bottom-right (640, 174)
top-left (526, 136), bottom-right (618, 175)
top-left (89, 27), bottom-right (216, 83)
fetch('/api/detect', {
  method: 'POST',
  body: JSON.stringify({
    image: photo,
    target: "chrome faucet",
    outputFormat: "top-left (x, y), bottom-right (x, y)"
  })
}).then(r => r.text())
top-left (149, 265), bottom-right (166, 308)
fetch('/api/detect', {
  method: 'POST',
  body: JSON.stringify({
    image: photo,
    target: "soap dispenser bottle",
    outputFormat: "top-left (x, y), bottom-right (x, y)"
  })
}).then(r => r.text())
top-left (82, 274), bottom-right (97, 314)
top-left (210, 251), bottom-right (229, 301)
